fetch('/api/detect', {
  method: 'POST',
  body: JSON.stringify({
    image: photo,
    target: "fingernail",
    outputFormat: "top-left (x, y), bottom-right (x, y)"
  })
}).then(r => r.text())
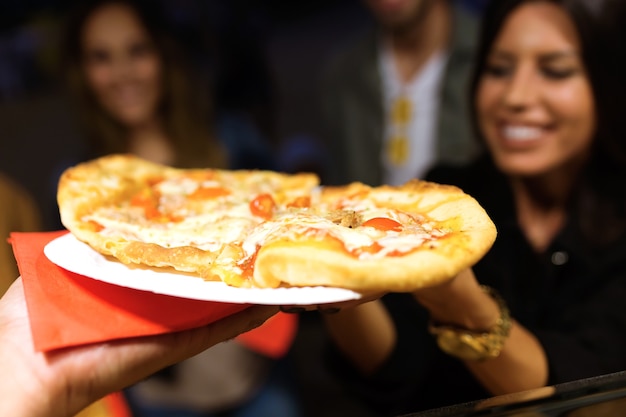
top-left (280, 306), bottom-right (306, 314)
top-left (319, 307), bottom-right (341, 314)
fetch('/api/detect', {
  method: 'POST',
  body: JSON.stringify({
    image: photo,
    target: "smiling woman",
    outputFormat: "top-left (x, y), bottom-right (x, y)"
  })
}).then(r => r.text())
top-left (475, 2), bottom-right (595, 179)
top-left (61, 0), bottom-right (226, 169)
top-left (80, 3), bottom-right (163, 135)
top-left (319, 0), bottom-right (626, 414)
top-left (57, 2), bottom-right (299, 417)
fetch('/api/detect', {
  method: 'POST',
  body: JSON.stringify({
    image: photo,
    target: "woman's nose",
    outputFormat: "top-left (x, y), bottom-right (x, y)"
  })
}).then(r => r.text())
top-left (111, 56), bottom-right (134, 80)
top-left (502, 66), bottom-right (538, 110)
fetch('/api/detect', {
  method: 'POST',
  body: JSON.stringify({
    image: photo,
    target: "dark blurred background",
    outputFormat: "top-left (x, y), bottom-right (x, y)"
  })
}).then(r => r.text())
top-left (0, 0), bottom-right (486, 231)
top-left (0, 0), bottom-right (375, 230)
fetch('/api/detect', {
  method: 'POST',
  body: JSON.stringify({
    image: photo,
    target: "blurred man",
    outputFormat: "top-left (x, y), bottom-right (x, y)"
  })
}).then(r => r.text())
top-left (322, 0), bottom-right (482, 186)
top-left (293, 3), bottom-right (483, 415)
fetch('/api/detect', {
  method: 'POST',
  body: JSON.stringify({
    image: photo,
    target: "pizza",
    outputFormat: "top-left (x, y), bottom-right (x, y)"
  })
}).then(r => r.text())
top-left (57, 154), bottom-right (496, 292)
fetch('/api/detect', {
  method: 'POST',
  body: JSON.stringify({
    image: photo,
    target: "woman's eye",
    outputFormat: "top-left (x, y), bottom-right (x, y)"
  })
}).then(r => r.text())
top-left (129, 42), bottom-right (153, 58)
top-left (484, 63), bottom-right (511, 78)
top-left (85, 50), bottom-right (110, 65)
top-left (541, 67), bottom-right (577, 79)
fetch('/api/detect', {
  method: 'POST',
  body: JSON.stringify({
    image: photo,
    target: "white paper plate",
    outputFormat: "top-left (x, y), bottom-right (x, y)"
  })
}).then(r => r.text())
top-left (44, 233), bottom-right (363, 305)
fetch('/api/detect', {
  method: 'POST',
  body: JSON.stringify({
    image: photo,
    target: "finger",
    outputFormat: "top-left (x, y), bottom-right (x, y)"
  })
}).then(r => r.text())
top-left (167, 305), bottom-right (280, 359)
top-left (278, 304), bottom-right (341, 313)
top-left (318, 306), bottom-right (341, 314)
top-left (198, 305), bottom-right (280, 345)
top-left (56, 305), bottom-right (280, 401)
top-left (278, 291), bottom-right (385, 314)
top-left (279, 306), bottom-right (307, 314)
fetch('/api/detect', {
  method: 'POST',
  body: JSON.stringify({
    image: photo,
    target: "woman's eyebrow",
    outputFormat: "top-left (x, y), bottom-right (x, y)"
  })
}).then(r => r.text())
top-left (489, 48), bottom-right (578, 58)
top-left (538, 51), bottom-right (579, 63)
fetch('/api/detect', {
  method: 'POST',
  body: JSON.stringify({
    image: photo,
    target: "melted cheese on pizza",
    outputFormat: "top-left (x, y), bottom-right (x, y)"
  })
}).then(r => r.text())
top-left (240, 208), bottom-right (444, 261)
top-left (81, 171), bottom-right (450, 283)
top-left (57, 155), bottom-right (496, 290)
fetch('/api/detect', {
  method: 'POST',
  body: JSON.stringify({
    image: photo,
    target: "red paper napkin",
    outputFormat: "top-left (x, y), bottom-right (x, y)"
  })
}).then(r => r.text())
top-left (10, 231), bottom-right (297, 358)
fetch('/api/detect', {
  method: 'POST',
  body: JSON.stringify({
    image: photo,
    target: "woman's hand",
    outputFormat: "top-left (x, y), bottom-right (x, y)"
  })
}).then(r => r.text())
top-left (279, 291), bottom-right (385, 314)
top-left (279, 291), bottom-right (392, 376)
top-left (413, 269), bottom-right (501, 331)
top-left (413, 269), bottom-right (548, 395)
top-left (0, 277), bottom-right (278, 417)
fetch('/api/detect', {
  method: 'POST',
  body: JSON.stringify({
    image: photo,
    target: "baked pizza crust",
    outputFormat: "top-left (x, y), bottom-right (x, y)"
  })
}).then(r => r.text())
top-left (57, 154), bottom-right (318, 283)
top-left (58, 155), bottom-right (496, 292)
top-left (58, 154), bottom-right (165, 259)
top-left (254, 181), bottom-right (496, 291)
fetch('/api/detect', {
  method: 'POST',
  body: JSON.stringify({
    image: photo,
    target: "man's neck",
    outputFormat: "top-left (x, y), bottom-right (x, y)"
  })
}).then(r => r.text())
top-left (388, 1), bottom-right (451, 83)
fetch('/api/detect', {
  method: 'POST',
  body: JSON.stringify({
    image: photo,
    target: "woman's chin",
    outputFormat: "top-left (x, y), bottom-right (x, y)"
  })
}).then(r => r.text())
top-left (494, 157), bottom-right (551, 178)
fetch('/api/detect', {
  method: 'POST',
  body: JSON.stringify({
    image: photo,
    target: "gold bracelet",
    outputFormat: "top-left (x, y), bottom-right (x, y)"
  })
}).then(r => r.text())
top-left (428, 285), bottom-right (512, 361)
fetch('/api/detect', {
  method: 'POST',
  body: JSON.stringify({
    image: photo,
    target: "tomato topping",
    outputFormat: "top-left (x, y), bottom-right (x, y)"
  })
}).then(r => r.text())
top-left (145, 205), bottom-right (162, 219)
top-left (87, 220), bottom-right (104, 232)
top-left (129, 187), bottom-right (186, 222)
top-left (240, 247), bottom-right (259, 278)
top-left (147, 213), bottom-right (183, 223)
top-left (166, 214), bottom-right (184, 223)
top-left (362, 217), bottom-right (403, 232)
top-left (189, 186), bottom-right (230, 199)
top-left (146, 176), bottom-right (164, 187)
top-left (287, 196), bottom-right (311, 208)
top-left (130, 189), bottom-right (152, 206)
top-left (130, 188), bottom-right (161, 219)
top-left (249, 193), bottom-right (276, 219)
top-left (352, 242), bottom-right (384, 256)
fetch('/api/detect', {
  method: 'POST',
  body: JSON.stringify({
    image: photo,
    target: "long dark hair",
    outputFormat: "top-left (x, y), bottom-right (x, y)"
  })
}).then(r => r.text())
top-left (62, 0), bottom-right (226, 169)
top-left (470, 0), bottom-right (626, 246)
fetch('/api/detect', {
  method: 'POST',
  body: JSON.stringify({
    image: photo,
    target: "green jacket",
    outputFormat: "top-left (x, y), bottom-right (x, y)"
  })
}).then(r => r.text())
top-left (321, 4), bottom-right (482, 186)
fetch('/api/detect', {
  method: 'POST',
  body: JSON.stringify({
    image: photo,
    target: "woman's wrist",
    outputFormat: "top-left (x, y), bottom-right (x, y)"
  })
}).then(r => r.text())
top-left (413, 269), bottom-right (500, 332)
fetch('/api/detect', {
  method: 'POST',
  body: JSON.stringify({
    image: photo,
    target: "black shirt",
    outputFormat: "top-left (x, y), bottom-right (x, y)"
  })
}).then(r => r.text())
top-left (328, 157), bottom-right (626, 416)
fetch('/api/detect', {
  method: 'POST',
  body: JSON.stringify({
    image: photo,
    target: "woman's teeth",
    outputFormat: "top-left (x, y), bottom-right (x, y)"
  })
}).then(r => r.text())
top-left (503, 125), bottom-right (543, 141)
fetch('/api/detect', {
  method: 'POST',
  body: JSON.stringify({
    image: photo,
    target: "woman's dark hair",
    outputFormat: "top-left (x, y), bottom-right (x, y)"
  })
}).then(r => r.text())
top-left (469, 0), bottom-right (626, 246)
top-left (62, 0), bottom-right (226, 168)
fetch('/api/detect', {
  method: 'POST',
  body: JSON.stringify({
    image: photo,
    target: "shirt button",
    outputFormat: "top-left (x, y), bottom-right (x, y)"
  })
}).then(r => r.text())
top-left (551, 251), bottom-right (569, 266)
